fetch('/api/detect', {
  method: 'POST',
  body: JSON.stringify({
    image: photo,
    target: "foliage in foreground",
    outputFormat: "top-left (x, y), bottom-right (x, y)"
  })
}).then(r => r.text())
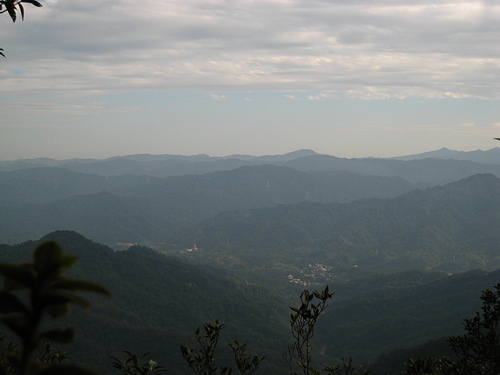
top-left (404, 283), bottom-right (500, 375)
top-left (0, 0), bottom-right (41, 23)
top-left (177, 287), bottom-right (367, 375)
top-left (0, 0), bottom-right (42, 57)
top-left (180, 320), bottom-right (264, 375)
top-left (283, 287), bottom-right (368, 375)
top-left (111, 351), bottom-right (167, 375)
top-left (0, 241), bottom-right (110, 375)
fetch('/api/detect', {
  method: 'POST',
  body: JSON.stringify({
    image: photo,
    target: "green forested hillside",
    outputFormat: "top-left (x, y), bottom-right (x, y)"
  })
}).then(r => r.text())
top-left (168, 173), bottom-right (499, 280)
top-left (316, 269), bottom-right (500, 364)
top-left (0, 231), bottom-right (498, 374)
top-left (368, 337), bottom-right (453, 375)
top-left (0, 191), bottom-right (177, 245)
top-left (0, 165), bottom-right (418, 245)
top-left (0, 231), bottom-right (291, 374)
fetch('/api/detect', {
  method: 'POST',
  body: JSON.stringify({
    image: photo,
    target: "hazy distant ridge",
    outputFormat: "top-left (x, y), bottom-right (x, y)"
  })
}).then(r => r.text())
top-left (1, 148), bottom-right (498, 179)
top-left (169, 173), bottom-right (500, 277)
top-left (391, 147), bottom-right (500, 164)
top-left (0, 165), bottom-right (417, 244)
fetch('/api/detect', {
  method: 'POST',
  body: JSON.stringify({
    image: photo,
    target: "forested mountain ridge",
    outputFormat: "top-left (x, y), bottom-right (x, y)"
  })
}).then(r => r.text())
top-left (168, 173), bottom-right (499, 280)
top-left (0, 164), bottom-right (417, 207)
top-left (0, 165), bottom-right (418, 245)
top-left (0, 231), bottom-right (498, 374)
top-left (317, 268), bottom-right (500, 365)
top-left (0, 231), bottom-right (291, 374)
top-left (1, 149), bottom-right (498, 373)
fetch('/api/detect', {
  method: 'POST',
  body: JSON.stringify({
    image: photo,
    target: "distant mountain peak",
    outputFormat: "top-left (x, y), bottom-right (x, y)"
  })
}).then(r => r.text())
top-left (40, 230), bottom-right (90, 243)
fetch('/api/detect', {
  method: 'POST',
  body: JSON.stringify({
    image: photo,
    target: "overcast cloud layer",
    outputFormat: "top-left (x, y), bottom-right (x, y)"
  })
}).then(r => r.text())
top-left (2, 0), bottom-right (498, 98)
top-left (1, 0), bottom-right (499, 159)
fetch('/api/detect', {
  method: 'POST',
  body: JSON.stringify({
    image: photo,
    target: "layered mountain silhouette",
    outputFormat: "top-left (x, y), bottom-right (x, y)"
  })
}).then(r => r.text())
top-left (1, 231), bottom-right (498, 373)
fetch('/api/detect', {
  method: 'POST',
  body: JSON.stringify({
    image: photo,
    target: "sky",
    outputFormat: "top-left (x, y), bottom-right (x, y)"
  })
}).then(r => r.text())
top-left (1, 0), bottom-right (499, 160)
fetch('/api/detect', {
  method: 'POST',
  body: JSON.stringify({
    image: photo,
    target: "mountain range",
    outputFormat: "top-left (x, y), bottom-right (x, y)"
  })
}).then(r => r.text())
top-left (0, 164), bottom-right (418, 244)
top-left (165, 173), bottom-right (499, 280)
top-left (0, 231), bottom-right (498, 374)
top-left (1, 148), bottom-right (498, 247)
top-left (0, 148), bottom-right (498, 373)
top-left (1, 148), bottom-right (498, 183)
top-left (391, 147), bottom-right (500, 164)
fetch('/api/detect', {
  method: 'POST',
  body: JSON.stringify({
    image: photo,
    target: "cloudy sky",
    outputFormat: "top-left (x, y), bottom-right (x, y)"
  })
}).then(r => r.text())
top-left (1, 0), bottom-right (499, 160)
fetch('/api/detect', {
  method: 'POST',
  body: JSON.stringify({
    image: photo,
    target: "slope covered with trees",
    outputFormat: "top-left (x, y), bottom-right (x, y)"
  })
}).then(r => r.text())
top-left (1, 232), bottom-right (499, 374)
top-left (0, 165), bottom-right (418, 245)
top-left (167, 173), bottom-right (500, 280)
top-left (0, 231), bottom-right (291, 374)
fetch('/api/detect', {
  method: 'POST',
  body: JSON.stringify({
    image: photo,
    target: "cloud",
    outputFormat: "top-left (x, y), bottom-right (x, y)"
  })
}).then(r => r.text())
top-left (1, 0), bottom-right (499, 100)
top-left (307, 92), bottom-right (341, 101)
top-left (210, 94), bottom-right (227, 101)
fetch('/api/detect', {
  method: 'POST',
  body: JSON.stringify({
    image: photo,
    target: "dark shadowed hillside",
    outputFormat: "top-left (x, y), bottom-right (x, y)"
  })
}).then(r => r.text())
top-left (0, 231), bottom-right (291, 375)
top-left (316, 268), bottom-right (500, 364)
top-left (1, 232), bottom-right (498, 373)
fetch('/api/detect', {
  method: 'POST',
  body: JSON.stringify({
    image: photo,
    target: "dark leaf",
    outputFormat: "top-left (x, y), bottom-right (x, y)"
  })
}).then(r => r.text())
top-left (20, 0), bottom-right (42, 7)
top-left (46, 303), bottom-right (71, 319)
top-left (5, 1), bottom-right (16, 22)
top-left (41, 290), bottom-right (91, 309)
top-left (18, 2), bottom-right (23, 20)
top-left (53, 277), bottom-right (110, 296)
top-left (0, 262), bottom-right (35, 290)
top-left (34, 241), bottom-right (66, 273)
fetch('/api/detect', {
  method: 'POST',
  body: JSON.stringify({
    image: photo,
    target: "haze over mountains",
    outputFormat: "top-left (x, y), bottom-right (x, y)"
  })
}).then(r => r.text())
top-left (0, 147), bottom-right (499, 373)
top-left (1, 148), bottom-right (499, 181)
top-left (169, 173), bottom-right (499, 280)
top-left (0, 148), bottom-right (498, 246)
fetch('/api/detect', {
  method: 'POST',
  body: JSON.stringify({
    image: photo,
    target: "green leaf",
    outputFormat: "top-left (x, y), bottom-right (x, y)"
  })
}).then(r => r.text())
top-left (53, 277), bottom-right (111, 296)
top-left (40, 327), bottom-right (75, 343)
top-left (37, 364), bottom-right (97, 375)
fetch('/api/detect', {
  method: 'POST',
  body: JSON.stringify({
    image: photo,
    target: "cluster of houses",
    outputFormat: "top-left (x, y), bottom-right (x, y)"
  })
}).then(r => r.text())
top-left (287, 263), bottom-right (334, 285)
